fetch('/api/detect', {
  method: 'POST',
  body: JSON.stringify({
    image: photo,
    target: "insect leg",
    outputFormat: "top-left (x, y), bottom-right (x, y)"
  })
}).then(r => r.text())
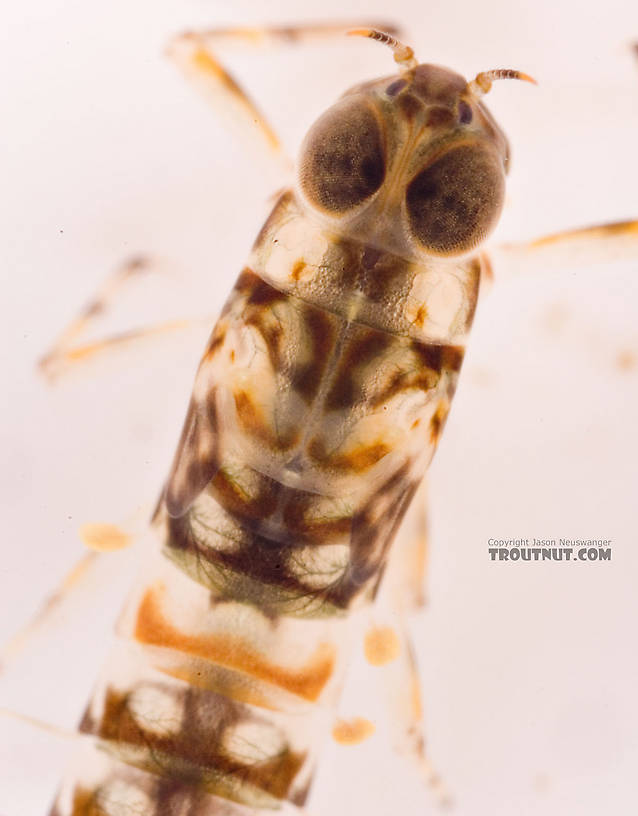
top-left (42, 21), bottom-right (407, 383)
top-left (166, 21), bottom-right (402, 177)
top-left (379, 476), bottom-right (429, 614)
top-left (491, 219), bottom-right (638, 278)
top-left (40, 314), bottom-right (213, 381)
top-left (0, 706), bottom-right (80, 742)
top-left (360, 480), bottom-right (451, 806)
top-left (39, 256), bottom-right (151, 369)
top-left (381, 618), bottom-right (451, 808)
top-left (0, 551), bottom-right (99, 674)
top-left (39, 256), bottom-right (172, 377)
top-left (362, 606), bottom-right (452, 809)
top-left (0, 519), bottom-right (143, 676)
top-left (38, 253), bottom-right (218, 381)
top-left (178, 21), bottom-right (401, 47)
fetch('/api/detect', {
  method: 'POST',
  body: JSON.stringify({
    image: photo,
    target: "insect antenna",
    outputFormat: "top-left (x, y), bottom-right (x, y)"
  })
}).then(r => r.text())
top-left (347, 27), bottom-right (418, 71)
top-left (468, 68), bottom-right (537, 97)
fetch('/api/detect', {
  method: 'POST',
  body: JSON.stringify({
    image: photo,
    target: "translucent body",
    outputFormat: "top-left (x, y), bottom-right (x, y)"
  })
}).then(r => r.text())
top-left (50, 63), bottom-right (509, 815)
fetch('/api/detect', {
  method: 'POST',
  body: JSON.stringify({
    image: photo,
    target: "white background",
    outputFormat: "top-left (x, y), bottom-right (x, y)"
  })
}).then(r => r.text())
top-left (1, 1), bottom-right (638, 814)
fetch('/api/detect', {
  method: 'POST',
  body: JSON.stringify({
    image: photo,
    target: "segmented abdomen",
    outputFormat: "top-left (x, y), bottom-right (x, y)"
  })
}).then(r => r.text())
top-left (49, 190), bottom-right (479, 815)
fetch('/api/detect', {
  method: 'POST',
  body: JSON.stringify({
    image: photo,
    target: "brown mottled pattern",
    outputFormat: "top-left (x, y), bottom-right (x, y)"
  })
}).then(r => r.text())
top-left (52, 758), bottom-right (287, 815)
top-left (52, 222), bottom-right (472, 813)
top-left (288, 304), bottom-right (336, 402)
top-left (154, 252), bottom-right (467, 613)
top-left (79, 683), bottom-right (306, 803)
top-left (49, 55), bottom-right (510, 815)
top-left (164, 393), bottom-right (220, 518)
top-left (50, 217), bottom-right (473, 815)
top-left (323, 327), bottom-right (393, 411)
top-left (164, 461), bottom-right (421, 613)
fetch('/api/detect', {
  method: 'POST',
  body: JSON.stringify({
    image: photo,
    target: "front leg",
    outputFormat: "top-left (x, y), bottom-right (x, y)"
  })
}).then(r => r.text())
top-left (167, 21), bottom-right (402, 179)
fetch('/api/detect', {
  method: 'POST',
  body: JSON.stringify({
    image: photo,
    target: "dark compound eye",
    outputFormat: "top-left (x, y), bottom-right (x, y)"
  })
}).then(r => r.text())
top-left (406, 143), bottom-right (505, 255)
top-left (299, 96), bottom-right (386, 213)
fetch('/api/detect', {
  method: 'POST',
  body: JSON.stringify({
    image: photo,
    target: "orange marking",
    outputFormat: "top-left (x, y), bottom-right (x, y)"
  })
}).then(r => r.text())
top-left (234, 390), bottom-right (273, 442)
top-left (364, 625), bottom-right (401, 666)
top-left (68, 788), bottom-right (97, 816)
top-left (414, 304), bottom-right (428, 328)
top-left (291, 260), bottom-right (306, 281)
top-left (332, 717), bottom-right (375, 745)
top-left (429, 399), bottom-right (450, 443)
top-left (234, 389), bottom-right (299, 450)
top-left (616, 349), bottom-right (636, 371)
top-left (79, 523), bottom-right (131, 552)
top-left (308, 438), bottom-right (390, 473)
top-left (134, 586), bottom-right (336, 702)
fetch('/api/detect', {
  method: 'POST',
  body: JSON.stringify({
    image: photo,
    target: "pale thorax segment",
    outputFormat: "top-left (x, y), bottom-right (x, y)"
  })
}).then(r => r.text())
top-left (251, 190), bottom-right (480, 346)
